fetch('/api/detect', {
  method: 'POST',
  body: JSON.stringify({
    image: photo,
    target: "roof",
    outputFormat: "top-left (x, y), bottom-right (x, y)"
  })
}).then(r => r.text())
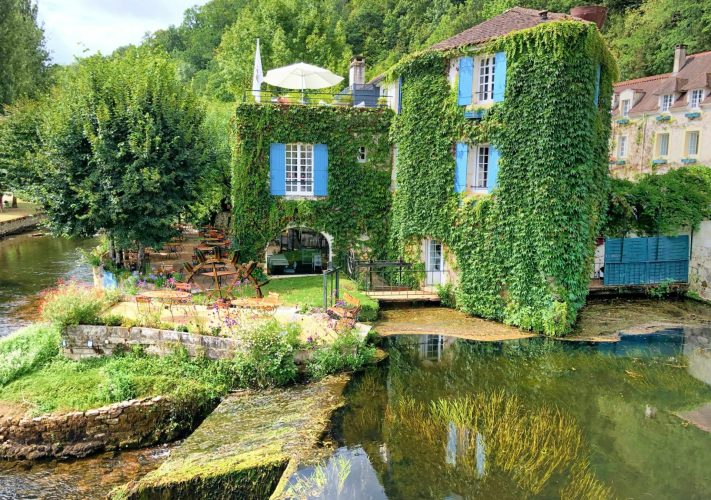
top-left (614, 50), bottom-right (711, 113)
top-left (368, 7), bottom-right (586, 85)
top-left (430, 7), bottom-right (584, 51)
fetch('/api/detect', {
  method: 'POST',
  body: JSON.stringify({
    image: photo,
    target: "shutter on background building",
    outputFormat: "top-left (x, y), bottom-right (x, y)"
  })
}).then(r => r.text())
top-left (314, 144), bottom-right (328, 196)
top-left (457, 57), bottom-right (473, 106)
top-left (455, 143), bottom-right (468, 193)
top-left (493, 52), bottom-right (507, 103)
top-left (487, 147), bottom-right (499, 192)
top-left (594, 64), bottom-right (601, 106)
top-left (269, 143), bottom-right (286, 195)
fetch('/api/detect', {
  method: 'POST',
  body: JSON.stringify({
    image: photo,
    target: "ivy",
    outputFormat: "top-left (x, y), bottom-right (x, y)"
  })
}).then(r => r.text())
top-left (232, 104), bottom-right (393, 262)
top-left (391, 21), bottom-right (617, 336)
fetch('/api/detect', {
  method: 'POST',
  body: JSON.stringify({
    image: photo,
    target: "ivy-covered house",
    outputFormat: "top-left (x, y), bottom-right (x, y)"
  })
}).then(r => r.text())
top-left (232, 6), bottom-right (616, 335)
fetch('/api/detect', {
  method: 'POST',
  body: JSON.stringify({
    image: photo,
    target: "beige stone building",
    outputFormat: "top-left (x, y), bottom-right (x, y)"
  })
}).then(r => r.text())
top-left (610, 46), bottom-right (710, 179)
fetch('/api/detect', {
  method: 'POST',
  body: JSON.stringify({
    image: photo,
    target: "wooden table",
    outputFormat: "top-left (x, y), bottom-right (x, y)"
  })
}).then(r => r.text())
top-left (139, 290), bottom-right (191, 301)
top-left (200, 269), bottom-right (239, 298)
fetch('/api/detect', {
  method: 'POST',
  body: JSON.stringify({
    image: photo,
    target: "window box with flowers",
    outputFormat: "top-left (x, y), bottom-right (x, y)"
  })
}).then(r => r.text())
top-left (685, 111), bottom-right (701, 120)
top-left (656, 114), bottom-right (671, 122)
top-left (681, 158), bottom-right (697, 165)
top-left (615, 118), bottom-right (630, 125)
top-left (651, 159), bottom-right (667, 165)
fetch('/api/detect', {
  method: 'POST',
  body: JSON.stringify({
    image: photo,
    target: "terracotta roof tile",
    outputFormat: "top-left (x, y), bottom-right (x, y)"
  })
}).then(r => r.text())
top-left (430, 7), bottom-right (584, 51)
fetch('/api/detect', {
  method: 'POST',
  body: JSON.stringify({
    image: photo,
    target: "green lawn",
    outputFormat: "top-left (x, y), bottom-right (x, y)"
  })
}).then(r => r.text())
top-left (258, 275), bottom-right (379, 321)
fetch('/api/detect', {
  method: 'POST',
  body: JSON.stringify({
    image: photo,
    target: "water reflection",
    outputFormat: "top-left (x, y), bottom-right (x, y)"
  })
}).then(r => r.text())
top-left (293, 327), bottom-right (711, 499)
top-left (0, 234), bottom-right (94, 336)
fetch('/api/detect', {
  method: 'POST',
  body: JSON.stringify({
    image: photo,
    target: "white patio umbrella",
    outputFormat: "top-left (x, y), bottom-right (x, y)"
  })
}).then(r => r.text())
top-left (263, 62), bottom-right (343, 98)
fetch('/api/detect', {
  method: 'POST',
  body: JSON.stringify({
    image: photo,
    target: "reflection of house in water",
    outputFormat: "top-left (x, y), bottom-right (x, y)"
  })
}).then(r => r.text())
top-left (445, 422), bottom-right (486, 477)
top-left (417, 334), bottom-right (457, 362)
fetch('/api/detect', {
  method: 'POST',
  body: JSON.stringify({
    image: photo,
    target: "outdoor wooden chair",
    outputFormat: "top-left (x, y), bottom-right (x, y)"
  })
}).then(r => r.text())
top-left (135, 295), bottom-right (153, 314)
top-left (327, 292), bottom-right (361, 321)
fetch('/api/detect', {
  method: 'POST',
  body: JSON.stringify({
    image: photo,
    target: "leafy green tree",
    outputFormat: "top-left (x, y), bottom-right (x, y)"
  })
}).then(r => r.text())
top-left (39, 48), bottom-right (207, 268)
top-left (0, 0), bottom-right (50, 111)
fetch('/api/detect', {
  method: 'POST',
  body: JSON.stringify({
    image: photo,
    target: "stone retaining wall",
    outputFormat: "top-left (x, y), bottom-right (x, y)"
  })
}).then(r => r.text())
top-left (63, 325), bottom-right (242, 361)
top-left (0, 214), bottom-right (42, 238)
top-left (0, 396), bottom-right (210, 460)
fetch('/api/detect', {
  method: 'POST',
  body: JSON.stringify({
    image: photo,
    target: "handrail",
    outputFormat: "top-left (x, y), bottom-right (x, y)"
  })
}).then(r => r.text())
top-left (323, 264), bottom-right (341, 308)
top-left (242, 89), bottom-right (390, 108)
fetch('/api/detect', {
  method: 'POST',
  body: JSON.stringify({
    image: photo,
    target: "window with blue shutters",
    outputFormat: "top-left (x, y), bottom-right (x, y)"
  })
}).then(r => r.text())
top-left (457, 57), bottom-right (473, 106)
top-left (487, 146), bottom-right (499, 193)
top-left (455, 143), bottom-right (468, 193)
top-left (594, 64), bottom-right (601, 106)
top-left (493, 52), bottom-right (506, 102)
top-left (270, 143), bottom-right (328, 197)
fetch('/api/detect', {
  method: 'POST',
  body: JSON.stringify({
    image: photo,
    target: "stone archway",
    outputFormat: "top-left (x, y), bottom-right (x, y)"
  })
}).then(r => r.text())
top-left (264, 227), bottom-right (333, 275)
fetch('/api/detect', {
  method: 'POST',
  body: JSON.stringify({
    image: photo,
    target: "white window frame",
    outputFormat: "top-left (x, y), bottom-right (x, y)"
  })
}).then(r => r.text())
top-left (689, 89), bottom-right (704, 109)
top-left (470, 144), bottom-right (490, 191)
top-left (617, 135), bottom-right (628, 158)
top-left (686, 130), bottom-right (700, 157)
top-left (357, 146), bottom-right (367, 163)
top-left (660, 94), bottom-right (673, 112)
top-left (621, 99), bottom-right (631, 117)
top-left (475, 55), bottom-right (495, 103)
top-left (656, 133), bottom-right (669, 157)
top-left (285, 143), bottom-right (314, 195)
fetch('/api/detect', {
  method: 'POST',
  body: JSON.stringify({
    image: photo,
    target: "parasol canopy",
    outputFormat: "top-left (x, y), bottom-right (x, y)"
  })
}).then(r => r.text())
top-left (263, 62), bottom-right (344, 91)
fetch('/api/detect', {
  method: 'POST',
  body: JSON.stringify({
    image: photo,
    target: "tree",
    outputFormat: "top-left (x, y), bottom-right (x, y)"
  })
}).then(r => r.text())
top-left (39, 48), bottom-right (207, 269)
top-left (0, 0), bottom-right (50, 111)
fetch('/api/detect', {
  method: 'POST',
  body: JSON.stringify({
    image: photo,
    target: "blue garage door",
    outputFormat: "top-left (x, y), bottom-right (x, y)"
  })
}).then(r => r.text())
top-left (604, 236), bottom-right (689, 286)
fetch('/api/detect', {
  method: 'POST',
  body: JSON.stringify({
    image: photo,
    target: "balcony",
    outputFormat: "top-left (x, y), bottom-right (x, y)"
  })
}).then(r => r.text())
top-left (243, 88), bottom-right (389, 109)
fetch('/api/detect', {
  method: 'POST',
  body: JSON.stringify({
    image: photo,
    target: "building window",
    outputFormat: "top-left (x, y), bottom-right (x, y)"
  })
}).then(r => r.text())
top-left (689, 89), bottom-right (704, 109)
top-left (686, 131), bottom-right (700, 156)
top-left (472, 145), bottom-right (489, 189)
top-left (617, 135), bottom-right (628, 158)
top-left (476, 56), bottom-right (495, 102)
top-left (285, 143), bottom-right (313, 195)
top-left (656, 133), bottom-right (669, 157)
top-left (621, 99), bottom-right (631, 116)
top-left (660, 94), bottom-right (673, 112)
top-left (357, 146), bottom-right (367, 163)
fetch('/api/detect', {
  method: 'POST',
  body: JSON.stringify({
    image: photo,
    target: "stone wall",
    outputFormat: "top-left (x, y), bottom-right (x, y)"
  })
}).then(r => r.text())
top-left (0, 214), bottom-right (42, 238)
top-left (0, 396), bottom-right (211, 460)
top-left (690, 221), bottom-right (711, 301)
top-left (63, 325), bottom-right (242, 361)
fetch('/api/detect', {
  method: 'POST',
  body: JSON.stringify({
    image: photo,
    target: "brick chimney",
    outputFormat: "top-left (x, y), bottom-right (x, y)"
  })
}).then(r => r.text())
top-left (673, 45), bottom-right (687, 73)
top-left (349, 56), bottom-right (365, 88)
top-left (570, 5), bottom-right (608, 30)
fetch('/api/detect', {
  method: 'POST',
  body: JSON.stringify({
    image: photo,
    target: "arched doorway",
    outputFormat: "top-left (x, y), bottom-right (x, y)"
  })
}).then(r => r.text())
top-left (265, 227), bottom-right (333, 275)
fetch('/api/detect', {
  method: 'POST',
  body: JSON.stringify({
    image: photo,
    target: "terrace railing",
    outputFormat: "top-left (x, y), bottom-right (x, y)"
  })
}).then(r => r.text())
top-left (242, 89), bottom-right (390, 108)
top-left (346, 258), bottom-right (449, 300)
top-left (323, 264), bottom-right (341, 308)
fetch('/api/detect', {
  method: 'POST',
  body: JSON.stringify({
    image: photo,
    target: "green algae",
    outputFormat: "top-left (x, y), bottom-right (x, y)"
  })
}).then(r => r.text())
top-left (116, 375), bottom-right (350, 499)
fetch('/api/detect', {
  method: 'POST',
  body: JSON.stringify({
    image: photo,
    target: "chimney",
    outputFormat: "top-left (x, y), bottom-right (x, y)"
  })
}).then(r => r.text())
top-left (673, 45), bottom-right (687, 73)
top-left (570, 5), bottom-right (608, 30)
top-left (349, 56), bottom-right (365, 88)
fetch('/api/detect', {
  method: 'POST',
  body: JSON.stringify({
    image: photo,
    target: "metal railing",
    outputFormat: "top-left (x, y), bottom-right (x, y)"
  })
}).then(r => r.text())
top-left (242, 89), bottom-right (390, 108)
top-left (323, 264), bottom-right (341, 308)
top-left (347, 258), bottom-right (449, 299)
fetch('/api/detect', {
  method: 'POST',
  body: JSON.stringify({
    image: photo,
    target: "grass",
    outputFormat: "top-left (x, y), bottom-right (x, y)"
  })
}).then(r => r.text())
top-left (0, 324), bottom-right (60, 386)
top-left (0, 198), bottom-right (38, 222)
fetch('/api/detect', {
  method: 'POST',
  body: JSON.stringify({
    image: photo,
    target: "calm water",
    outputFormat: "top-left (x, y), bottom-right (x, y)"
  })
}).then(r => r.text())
top-left (0, 234), bottom-right (94, 337)
top-left (288, 328), bottom-right (711, 499)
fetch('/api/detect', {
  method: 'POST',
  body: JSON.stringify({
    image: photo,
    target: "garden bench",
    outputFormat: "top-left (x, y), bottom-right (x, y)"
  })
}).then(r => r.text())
top-left (327, 292), bottom-right (361, 320)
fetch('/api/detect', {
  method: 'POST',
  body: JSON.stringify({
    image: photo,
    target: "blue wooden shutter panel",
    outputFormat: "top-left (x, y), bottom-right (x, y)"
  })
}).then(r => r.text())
top-left (397, 77), bottom-right (403, 114)
top-left (457, 57), bottom-right (473, 106)
top-left (493, 52), bottom-right (507, 102)
top-left (594, 64), bottom-right (601, 106)
top-left (487, 146), bottom-right (499, 192)
top-left (455, 143), bottom-right (468, 193)
top-left (269, 143), bottom-right (286, 195)
top-left (314, 144), bottom-right (328, 196)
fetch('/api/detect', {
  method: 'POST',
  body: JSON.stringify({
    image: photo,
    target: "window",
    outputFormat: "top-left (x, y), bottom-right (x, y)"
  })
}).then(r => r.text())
top-left (285, 143), bottom-right (313, 195)
top-left (621, 99), bottom-right (631, 116)
top-left (472, 145), bottom-right (489, 189)
top-left (476, 56), bottom-right (495, 102)
top-left (686, 131), bottom-right (700, 156)
top-left (357, 146), bottom-right (367, 163)
top-left (660, 94), bottom-right (673, 112)
top-left (657, 133), bottom-right (669, 157)
top-left (689, 89), bottom-right (704, 109)
top-left (617, 135), bottom-right (628, 158)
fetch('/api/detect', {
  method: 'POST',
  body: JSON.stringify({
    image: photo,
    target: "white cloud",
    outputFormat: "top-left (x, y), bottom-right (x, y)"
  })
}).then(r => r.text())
top-left (36, 0), bottom-right (206, 65)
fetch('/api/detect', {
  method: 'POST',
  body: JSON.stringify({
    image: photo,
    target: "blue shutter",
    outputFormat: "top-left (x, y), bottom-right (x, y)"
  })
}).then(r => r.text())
top-left (487, 146), bottom-right (499, 192)
top-left (313, 144), bottom-right (328, 196)
top-left (493, 52), bottom-right (507, 103)
top-left (397, 77), bottom-right (403, 114)
top-left (455, 143), bottom-right (468, 193)
top-left (594, 64), bottom-right (601, 106)
top-left (457, 57), bottom-right (473, 106)
top-left (269, 143), bottom-right (286, 195)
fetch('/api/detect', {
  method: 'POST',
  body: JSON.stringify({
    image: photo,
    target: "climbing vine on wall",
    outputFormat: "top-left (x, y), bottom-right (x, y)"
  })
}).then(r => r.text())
top-left (390, 21), bottom-right (617, 336)
top-left (232, 104), bottom-right (393, 262)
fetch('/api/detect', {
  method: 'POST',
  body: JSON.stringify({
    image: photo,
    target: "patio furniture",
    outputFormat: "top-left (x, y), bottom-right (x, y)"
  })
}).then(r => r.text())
top-left (135, 295), bottom-right (153, 314)
top-left (312, 253), bottom-right (323, 272)
top-left (327, 292), bottom-right (361, 321)
top-left (268, 253), bottom-right (289, 273)
top-left (231, 292), bottom-right (281, 311)
top-left (200, 268), bottom-right (239, 299)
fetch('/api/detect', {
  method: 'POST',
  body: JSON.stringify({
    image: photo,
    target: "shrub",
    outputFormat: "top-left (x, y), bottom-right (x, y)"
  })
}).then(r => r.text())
top-left (232, 321), bottom-right (300, 388)
top-left (0, 325), bottom-right (61, 387)
top-left (39, 280), bottom-right (116, 328)
top-left (306, 330), bottom-right (376, 379)
top-left (436, 282), bottom-right (456, 308)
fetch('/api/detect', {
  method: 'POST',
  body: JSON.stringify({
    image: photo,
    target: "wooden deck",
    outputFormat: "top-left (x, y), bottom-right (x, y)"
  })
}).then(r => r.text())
top-left (366, 290), bottom-right (441, 302)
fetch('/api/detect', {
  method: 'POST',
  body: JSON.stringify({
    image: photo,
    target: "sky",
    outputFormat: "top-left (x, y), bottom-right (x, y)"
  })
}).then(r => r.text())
top-left (36, 0), bottom-right (207, 65)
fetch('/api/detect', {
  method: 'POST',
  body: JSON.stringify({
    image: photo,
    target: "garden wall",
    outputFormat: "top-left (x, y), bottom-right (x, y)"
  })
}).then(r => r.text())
top-left (690, 221), bottom-right (711, 301)
top-left (0, 395), bottom-right (211, 460)
top-left (62, 325), bottom-right (241, 361)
